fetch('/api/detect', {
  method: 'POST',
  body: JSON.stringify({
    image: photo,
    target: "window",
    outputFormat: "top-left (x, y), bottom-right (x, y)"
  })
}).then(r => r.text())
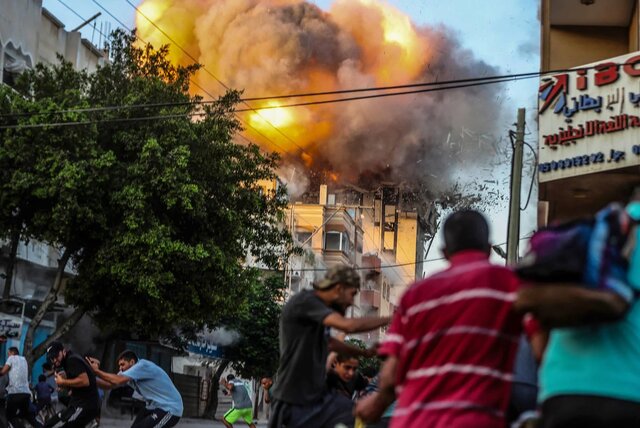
top-left (296, 231), bottom-right (312, 246)
top-left (325, 231), bottom-right (351, 254)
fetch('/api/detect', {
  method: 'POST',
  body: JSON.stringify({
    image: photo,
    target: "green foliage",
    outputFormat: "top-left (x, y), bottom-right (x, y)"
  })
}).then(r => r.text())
top-left (346, 338), bottom-right (380, 373)
top-left (223, 273), bottom-right (285, 379)
top-left (0, 30), bottom-right (291, 341)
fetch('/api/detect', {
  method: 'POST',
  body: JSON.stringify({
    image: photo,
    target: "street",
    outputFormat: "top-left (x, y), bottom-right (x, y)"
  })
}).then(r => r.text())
top-left (100, 416), bottom-right (269, 427)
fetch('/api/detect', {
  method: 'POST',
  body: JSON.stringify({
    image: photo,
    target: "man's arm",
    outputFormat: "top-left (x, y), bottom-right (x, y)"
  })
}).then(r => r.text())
top-left (96, 378), bottom-right (118, 390)
top-left (328, 337), bottom-right (376, 358)
top-left (56, 371), bottom-right (90, 389)
top-left (355, 356), bottom-right (398, 423)
top-left (323, 313), bottom-right (390, 334)
top-left (0, 364), bottom-right (9, 376)
top-left (85, 357), bottom-right (131, 387)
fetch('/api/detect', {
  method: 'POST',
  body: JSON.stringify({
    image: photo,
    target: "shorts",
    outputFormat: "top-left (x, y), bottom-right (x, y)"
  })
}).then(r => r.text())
top-left (224, 407), bottom-right (253, 424)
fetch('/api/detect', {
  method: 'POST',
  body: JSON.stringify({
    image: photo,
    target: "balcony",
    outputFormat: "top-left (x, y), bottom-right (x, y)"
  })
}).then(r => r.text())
top-left (360, 289), bottom-right (381, 309)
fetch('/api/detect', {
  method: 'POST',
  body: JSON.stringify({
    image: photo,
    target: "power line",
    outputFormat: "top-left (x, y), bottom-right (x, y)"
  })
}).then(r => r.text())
top-left (5, 58), bottom-right (625, 120)
top-left (239, 65), bottom-right (593, 102)
top-left (234, 76), bottom-right (524, 112)
top-left (0, 72), bottom-right (533, 120)
top-left (273, 235), bottom-right (533, 273)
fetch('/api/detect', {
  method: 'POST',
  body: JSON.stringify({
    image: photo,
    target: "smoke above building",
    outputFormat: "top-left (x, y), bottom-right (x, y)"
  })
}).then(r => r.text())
top-left (136, 0), bottom-right (508, 199)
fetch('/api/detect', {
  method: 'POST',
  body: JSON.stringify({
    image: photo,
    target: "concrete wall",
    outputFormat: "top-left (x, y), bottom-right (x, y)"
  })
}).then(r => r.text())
top-left (547, 26), bottom-right (628, 70)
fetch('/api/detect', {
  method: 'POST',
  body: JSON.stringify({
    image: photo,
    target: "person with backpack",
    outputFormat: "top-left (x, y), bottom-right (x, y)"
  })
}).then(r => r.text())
top-left (220, 374), bottom-right (256, 428)
top-left (515, 194), bottom-right (640, 428)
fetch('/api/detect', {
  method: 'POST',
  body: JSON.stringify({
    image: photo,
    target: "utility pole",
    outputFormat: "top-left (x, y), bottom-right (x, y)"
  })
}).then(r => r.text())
top-left (507, 108), bottom-right (526, 265)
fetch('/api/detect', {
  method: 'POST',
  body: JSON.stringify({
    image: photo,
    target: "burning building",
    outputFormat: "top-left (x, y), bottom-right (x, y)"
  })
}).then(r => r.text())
top-left (135, 0), bottom-right (508, 195)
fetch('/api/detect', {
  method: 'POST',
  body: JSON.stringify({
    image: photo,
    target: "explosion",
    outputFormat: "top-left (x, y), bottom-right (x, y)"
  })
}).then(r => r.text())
top-left (136, 0), bottom-right (505, 194)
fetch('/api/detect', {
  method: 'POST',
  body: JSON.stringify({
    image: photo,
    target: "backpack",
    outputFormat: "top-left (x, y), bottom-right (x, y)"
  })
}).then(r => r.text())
top-left (515, 203), bottom-right (635, 327)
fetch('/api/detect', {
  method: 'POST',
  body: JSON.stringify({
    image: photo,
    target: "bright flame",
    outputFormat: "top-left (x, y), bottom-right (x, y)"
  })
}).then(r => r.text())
top-left (249, 102), bottom-right (294, 129)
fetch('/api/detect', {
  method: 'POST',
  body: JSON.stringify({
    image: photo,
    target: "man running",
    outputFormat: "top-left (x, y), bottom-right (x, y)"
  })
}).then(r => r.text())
top-left (268, 264), bottom-right (390, 428)
top-left (45, 341), bottom-right (100, 428)
top-left (220, 374), bottom-right (255, 428)
top-left (0, 346), bottom-right (43, 428)
top-left (86, 350), bottom-right (183, 428)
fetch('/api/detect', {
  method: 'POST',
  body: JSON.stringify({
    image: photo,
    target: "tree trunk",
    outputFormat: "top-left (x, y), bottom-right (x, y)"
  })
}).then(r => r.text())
top-left (203, 359), bottom-right (229, 420)
top-left (2, 229), bottom-right (20, 301)
top-left (23, 247), bottom-right (72, 367)
top-left (29, 308), bottom-right (85, 366)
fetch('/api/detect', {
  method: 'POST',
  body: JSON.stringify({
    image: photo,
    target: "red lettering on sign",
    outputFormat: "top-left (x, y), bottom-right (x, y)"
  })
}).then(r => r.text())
top-left (594, 62), bottom-right (619, 86)
top-left (576, 69), bottom-right (588, 90)
top-left (623, 55), bottom-right (640, 77)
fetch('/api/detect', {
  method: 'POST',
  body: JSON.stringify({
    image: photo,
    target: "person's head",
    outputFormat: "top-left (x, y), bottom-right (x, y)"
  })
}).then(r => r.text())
top-left (38, 374), bottom-right (46, 383)
top-left (116, 350), bottom-right (139, 372)
top-left (334, 353), bottom-right (359, 383)
top-left (260, 377), bottom-right (272, 389)
top-left (313, 265), bottom-right (361, 311)
top-left (42, 362), bottom-right (52, 374)
top-left (443, 210), bottom-right (490, 258)
top-left (46, 342), bottom-right (66, 368)
top-left (226, 374), bottom-right (235, 382)
top-left (7, 347), bottom-right (19, 357)
top-left (360, 366), bottom-right (378, 381)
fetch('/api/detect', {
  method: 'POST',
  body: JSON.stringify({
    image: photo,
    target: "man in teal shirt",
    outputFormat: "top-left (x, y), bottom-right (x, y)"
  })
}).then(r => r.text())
top-left (539, 197), bottom-right (640, 427)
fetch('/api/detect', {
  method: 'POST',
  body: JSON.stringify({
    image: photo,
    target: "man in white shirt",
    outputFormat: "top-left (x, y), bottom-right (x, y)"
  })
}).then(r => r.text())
top-left (0, 346), bottom-right (43, 428)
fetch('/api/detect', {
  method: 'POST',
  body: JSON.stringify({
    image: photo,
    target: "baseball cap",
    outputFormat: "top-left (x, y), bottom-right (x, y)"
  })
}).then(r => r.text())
top-left (314, 265), bottom-right (360, 290)
top-left (46, 341), bottom-right (64, 362)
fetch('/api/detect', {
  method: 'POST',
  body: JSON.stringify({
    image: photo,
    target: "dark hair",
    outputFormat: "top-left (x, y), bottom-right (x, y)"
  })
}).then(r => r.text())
top-left (8, 347), bottom-right (19, 355)
top-left (360, 366), bottom-right (378, 378)
top-left (42, 362), bottom-right (52, 371)
top-left (443, 210), bottom-right (490, 255)
top-left (116, 350), bottom-right (138, 363)
top-left (38, 374), bottom-right (46, 382)
top-left (335, 353), bottom-right (358, 364)
top-left (226, 374), bottom-right (235, 381)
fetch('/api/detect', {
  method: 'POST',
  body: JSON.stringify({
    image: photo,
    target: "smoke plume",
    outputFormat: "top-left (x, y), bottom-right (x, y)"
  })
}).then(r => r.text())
top-left (136, 0), bottom-right (507, 194)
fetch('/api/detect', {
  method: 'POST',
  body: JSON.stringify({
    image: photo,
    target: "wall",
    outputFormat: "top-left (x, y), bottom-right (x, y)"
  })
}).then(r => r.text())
top-left (548, 26), bottom-right (628, 70)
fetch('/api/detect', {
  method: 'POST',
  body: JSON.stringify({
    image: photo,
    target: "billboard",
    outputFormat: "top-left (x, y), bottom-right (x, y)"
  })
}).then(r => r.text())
top-left (538, 51), bottom-right (640, 182)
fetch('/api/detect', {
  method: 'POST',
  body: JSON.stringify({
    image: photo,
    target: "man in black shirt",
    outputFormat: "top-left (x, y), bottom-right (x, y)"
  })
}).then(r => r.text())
top-left (44, 341), bottom-right (100, 428)
top-left (268, 265), bottom-right (390, 428)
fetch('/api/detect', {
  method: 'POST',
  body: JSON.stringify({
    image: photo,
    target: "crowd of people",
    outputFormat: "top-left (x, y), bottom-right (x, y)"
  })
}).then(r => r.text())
top-left (266, 195), bottom-right (640, 428)
top-left (0, 342), bottom-right (183, 428)
top-left (2, 196), bottom-right (640, 428)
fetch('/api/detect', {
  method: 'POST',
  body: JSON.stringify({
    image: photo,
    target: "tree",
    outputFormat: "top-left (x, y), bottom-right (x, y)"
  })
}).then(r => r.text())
top-left (0, 31), bottom-right (291, 365)
top-left (202, 272), bottom-right (284, 419)
top-left (346, 338), bottom-right (380, 373)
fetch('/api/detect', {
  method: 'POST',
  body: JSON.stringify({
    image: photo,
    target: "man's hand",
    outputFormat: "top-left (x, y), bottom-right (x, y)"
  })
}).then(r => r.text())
top-left (261, 378), bottom-right (273, 390)
top-left (54, 371), bottom-right (66, 387)
top-left (85, 357), bottom-right (100, 372)
top-left (355, 393), bottom-right (386, 423)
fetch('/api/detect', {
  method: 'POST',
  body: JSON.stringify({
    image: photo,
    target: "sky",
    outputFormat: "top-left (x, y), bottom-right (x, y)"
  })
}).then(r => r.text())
top-left (41, 0), bottom-right (541, 272)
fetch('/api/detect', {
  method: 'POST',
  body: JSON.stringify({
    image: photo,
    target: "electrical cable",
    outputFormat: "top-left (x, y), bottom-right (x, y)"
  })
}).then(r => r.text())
top-left (520, 141), bottom-right (538, 211)
top-left (0, 77), bottom-right (524, 129)
top-left (273, 235), bottom-right (533, 272)
top-left (0, 72), bottom-right (533, 119)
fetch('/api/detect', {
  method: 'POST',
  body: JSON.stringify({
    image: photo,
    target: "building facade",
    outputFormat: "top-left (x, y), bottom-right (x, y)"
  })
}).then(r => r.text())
top-left (0, 0), bottom-right (105, 374)
top-left (539, 0), bottom-right (640, 223)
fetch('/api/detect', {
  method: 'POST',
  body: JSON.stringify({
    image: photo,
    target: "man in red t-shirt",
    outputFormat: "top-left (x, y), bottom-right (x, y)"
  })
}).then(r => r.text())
top-left (356, 210), bottom-right (522, 428)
